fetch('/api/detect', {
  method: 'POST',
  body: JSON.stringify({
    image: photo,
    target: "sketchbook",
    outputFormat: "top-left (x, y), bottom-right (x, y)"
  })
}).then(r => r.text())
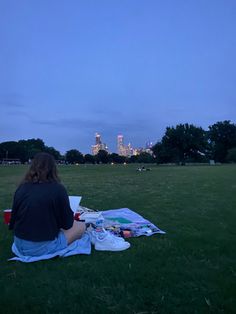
top-left (69, 196), bottom-right (82, 213)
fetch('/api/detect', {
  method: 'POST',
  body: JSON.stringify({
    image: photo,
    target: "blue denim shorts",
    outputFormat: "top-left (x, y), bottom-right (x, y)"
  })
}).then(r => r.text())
top-left (14, 231), bottom-right (68, 257)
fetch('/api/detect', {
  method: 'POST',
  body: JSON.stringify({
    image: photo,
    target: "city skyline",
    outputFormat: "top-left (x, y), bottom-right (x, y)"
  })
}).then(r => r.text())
top-left (1, 1), bottom-right (235, 154)
top-left (91, 132), bottom-right (152, 156)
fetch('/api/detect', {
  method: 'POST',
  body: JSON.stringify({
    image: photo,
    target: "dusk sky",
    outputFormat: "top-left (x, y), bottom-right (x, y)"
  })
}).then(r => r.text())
top-left (1, 0), bottom-right (235, 154)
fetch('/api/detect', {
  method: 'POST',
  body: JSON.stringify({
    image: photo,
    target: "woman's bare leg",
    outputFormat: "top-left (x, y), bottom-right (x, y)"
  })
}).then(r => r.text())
top-left (61, 220), bottom-right (86, 245)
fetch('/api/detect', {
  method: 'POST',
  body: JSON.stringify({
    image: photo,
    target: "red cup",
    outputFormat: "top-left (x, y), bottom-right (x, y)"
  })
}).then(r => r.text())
top-left (74, 212), bottom-right (80, 221)
top-left (4, 209), bottom-right (12, 224)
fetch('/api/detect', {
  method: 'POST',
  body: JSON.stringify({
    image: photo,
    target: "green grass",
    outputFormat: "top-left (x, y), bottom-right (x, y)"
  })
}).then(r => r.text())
top-left (0, 164), bottom-right (235, 314)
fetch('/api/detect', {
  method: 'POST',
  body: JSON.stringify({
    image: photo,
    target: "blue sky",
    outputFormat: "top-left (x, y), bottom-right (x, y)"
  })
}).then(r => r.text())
top-left (0, 0), bottom-right (235, 154)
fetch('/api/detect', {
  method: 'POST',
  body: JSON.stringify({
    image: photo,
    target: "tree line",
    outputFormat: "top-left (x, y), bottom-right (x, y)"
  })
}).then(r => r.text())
top-left (0, 120), bottom-right (236, 164)
top-left (0, 138), bottom-right (154, 164)
top-left (152, 120), bottom-right (236, 164)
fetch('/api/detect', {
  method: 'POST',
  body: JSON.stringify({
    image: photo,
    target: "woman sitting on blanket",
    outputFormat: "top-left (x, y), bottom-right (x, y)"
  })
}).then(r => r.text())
top-left (9, 152), bottom-right (86, 257)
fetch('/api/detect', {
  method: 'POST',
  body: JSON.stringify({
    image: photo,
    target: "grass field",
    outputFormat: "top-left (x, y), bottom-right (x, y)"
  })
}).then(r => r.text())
top-left (0, 164), bottom-right (235, 314)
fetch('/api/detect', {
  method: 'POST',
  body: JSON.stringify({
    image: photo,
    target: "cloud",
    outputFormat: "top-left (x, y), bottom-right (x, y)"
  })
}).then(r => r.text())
top-left (5, 110), bottom-right (30, 118)
top-left (90, 106), bottom-right (124, 118)
top-left (1, 101), bottom-right (25, 108)
top-left (33, 117), bottom-right (101, 129)
top-left (0, 92), bottom-right (26, 108)
top-left (32, 116), bottom-right (153, 134)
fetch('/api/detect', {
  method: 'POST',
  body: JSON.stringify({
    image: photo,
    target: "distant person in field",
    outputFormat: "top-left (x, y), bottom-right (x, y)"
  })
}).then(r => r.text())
top-left (9, 152), bottom-right (86, 257)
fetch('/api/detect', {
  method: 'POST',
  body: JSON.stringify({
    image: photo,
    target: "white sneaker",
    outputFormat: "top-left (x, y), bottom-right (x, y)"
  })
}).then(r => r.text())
top-left (89, 230), bottom-right (130, 251)
top-left (88, 229), bottom-right (125, 245)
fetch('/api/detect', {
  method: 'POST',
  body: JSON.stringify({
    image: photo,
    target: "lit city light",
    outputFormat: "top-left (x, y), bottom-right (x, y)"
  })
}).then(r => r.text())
top-left (91, 133), bottom-right (153, 156)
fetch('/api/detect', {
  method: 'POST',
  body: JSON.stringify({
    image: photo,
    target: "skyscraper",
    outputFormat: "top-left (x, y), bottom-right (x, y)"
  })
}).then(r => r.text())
top-left (91, 133), bottom-right (108, 155)
top-left (95, 133), bottom-right (101, 145)
top-left (117, 134), bottom-right (131, 156)
top-left (145, 141), bottom-right (153, 149)
top-left (117, 134), bottom-right (123, 154)
top-left (145, 140), bottom-right (153, 155)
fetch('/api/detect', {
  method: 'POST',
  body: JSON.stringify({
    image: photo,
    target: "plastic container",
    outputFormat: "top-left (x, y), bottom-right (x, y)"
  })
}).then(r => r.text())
top-left (4, 209), bottom-right (12, 224)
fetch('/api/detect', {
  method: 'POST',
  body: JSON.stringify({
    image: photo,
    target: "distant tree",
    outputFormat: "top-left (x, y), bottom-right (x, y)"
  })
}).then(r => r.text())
top-left (0, 139), bottom-right (49, 162)
top-left (152, 123), bottom-right (208, 164)
top-left (208, 121), bottom-right (236, 162)
top-left (0, 138), bottom-right (67, 163)
top-left (96, 150), bottom-right (109, 164)
top-left (226, 147), bottom-right (236, 163)
top-left (152, 142), bottom-right (177, 163)
top-left (129, 155), bottom-right (139, 163)
top-left (28, 138), bottom-right (45, 150)
top-left (137, 152), bottom-right (155, 163)
top-left (18, 138), bottom-right (46, 161)
top-left (44, 146), bottom-right (61, 160)
top-left (65, 149), bottom-right (84, 164)
top-left (109, 153), bottom-right (126, 164)
top-left (15, 142), bottom-right (29, 162)
top-left (0, 141), bottom-right (22, 160)
top-left (84, 154), bottom-right (95, 164)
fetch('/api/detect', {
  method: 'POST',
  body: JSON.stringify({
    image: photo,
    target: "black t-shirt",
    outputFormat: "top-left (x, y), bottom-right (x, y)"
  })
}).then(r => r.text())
top-left (9, 181), bottom-right (74, 241)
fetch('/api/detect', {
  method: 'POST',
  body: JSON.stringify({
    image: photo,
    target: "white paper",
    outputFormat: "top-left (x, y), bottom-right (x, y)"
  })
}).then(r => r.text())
top-left (79, 212), bottom-right (103, 223)
top-left (69, 196), bottom-right (82, 212)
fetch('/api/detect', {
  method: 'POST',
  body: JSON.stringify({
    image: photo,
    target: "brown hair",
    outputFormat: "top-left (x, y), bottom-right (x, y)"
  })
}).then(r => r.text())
top-left (22, 152), bottom-right (60, 183)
